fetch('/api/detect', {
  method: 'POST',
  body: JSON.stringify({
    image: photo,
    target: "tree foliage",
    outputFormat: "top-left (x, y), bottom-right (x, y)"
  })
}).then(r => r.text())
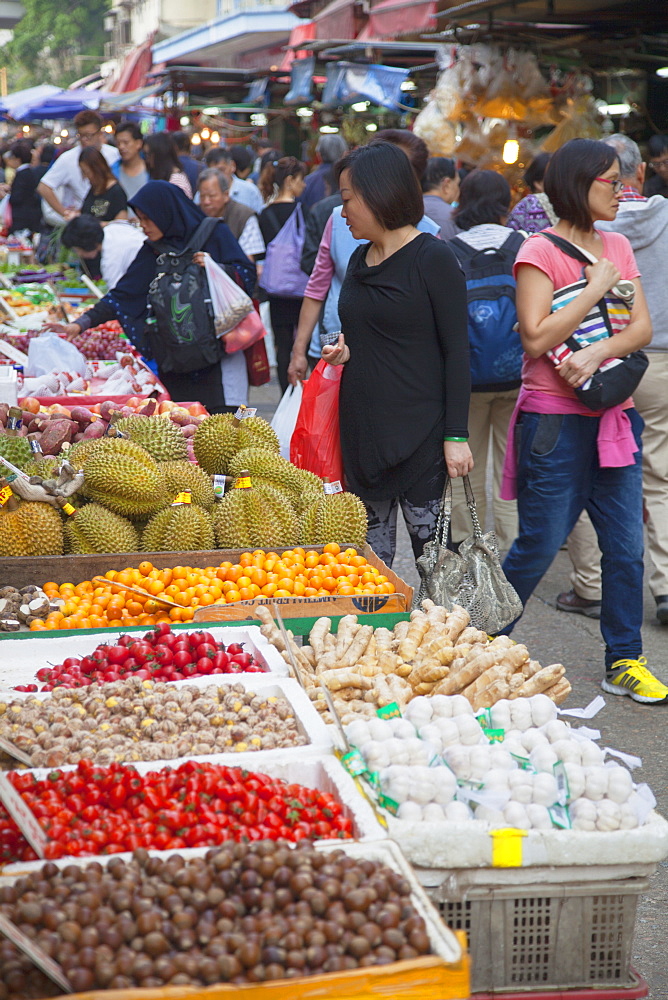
top-left (3, 0), bottom-right (111, 89)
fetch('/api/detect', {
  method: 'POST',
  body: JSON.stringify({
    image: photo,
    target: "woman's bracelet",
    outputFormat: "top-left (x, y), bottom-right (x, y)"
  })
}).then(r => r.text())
top-left (444, 436), bottom-right (468, 442)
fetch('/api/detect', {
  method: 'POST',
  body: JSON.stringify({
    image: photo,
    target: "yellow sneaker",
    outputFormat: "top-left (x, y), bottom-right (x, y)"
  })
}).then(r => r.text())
top-left (601, 657), bottom-right (668, 705)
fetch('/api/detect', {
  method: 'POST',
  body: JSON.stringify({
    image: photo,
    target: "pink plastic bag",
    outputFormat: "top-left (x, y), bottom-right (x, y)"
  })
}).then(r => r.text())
top-left (290, 360), bottom-right (344, 482)
top-left (223, 308), bottom-right (267, 353)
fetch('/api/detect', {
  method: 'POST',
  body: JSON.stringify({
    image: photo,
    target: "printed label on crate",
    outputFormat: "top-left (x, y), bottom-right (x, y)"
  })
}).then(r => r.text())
top-left (0, 485), bottom-right (13, 506)
top-left (377, 702), bottom-right (401, 720)
top-left (213, 475), bottom-right (226, 499)
top-left (548, 803), bottom-right (572, 830)
top-left (234, 406), bottom-right (257, 420)
top-left (171, 491), bottom-right (192, 505)
top-left (0, 914), bottom-right (71, 993)
top-left (341, 748), bottom-right (366, 777)
top-left (323, 480), bottom-right (343, 495)
top-left (378, 793), bottom-right (399, 815)
top-left (0, 772), bottom-right (47, 857)
top-left (0, 735), bottom-right (32, 766)
top-left (553, 761), bottom-right (570, 806)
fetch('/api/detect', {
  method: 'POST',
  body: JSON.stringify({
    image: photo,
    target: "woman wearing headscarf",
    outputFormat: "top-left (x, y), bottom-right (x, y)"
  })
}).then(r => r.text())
top-left (47, 181), bottom-right (256, 412)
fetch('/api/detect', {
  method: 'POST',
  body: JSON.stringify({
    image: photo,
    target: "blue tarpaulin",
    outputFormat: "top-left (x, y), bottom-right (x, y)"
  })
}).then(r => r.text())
top-left (321, 62), bottom-right (409, 109)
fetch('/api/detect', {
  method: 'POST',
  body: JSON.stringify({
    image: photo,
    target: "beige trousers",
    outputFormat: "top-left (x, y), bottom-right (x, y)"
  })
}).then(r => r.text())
top-left (451, 388), bottom-right (519, 553)
top-left (568, 352), bottom-right (668, 600)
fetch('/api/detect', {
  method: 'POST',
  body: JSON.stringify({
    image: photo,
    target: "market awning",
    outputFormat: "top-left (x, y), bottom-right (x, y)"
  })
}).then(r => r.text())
top-left (313, 0), bottom-right (360, 41)
top-left (9, 89), bottom-right (115, 121)
top-left (279, 20), bottom-right (317, 70)
top-left (1, 84), bottom-right (61, 120)
top-left (107, 34), bottom-right (155, 94)
top-left (358, 0), bottom-right (437, 41)
top-left (98, 84), bottom-right (163, 112)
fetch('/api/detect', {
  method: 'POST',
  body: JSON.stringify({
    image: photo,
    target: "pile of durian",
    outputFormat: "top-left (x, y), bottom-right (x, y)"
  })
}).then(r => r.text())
top-left (0, 412), bottom-right (368, 558)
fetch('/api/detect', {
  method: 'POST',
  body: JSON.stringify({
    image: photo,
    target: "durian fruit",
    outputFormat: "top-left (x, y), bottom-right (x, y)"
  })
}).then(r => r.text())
top-left (300, 488), bottom-right (368, 548)
top-left (115, 415), bottom-right (188, 462)
top-left (22, 456), bottom-right (61, 479)
top-left (212, 475), bottom-right (298, 548)
top-left (67, 438), bottom-right (102, 468)
top-left (0, 434), bottom-right (32, 470)
top-left (64, 503), bottom-right (140, 555)
top-left (159, 461), bottom-right (216, 510)
top-left (227, 448), bottom-right (322, 513)
top-left (194, 412), bottom-right (279, 474)
top-left (83, 439), bottom-right (166, 520)
top-left (0, 493), bottom-right (64, 556)
top-left (142, 502), bottom-right (214, 552)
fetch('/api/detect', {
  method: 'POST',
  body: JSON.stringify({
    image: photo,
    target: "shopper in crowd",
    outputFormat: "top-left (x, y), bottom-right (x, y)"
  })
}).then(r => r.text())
top-left (37, 111), bottom-right (119, 220)
top-left (556, 134), bottom-right (668, 627)
top-left (112, 122), bottom-right (149, 202)
top-left (301, 190), bottom-right (342, 275)
top-left (321, 141), bottom-right (471, 566)
top-left (48, 182), bottom-right (255, 412)
top-left (644, 134), bottom-right (668, 199)
top-left (249, 138), bottom-right (275, 183)
top-left (61, 214), bottom-right (145, 289)
top-left (78, 147), bottom-right (128, 222)
top-left (300, 133), bottom-right (348, 211)
top-left (205, 147), bottom-right (264, 213)
top-left (230, 146), bottom-right (254, 180)
top-left (288, 130), bottom-right (442, 384)
top-left (5, 140), bottom-right (41, 235)
top-left (422, 157), bottom-right (459, 239)
top-left (144, 133), bottom-right (192, 198)
top-left (31, 142), bottom-right (55, 184)
top-left (507, 153), bottom-right (557, 233)
top-left (448, 169), bottom-right (526, 552)
top-left (501, 138), bottom-right (660, 703)
top-left (173, 131), bottom-right (203, 193)
top-left (258, 157), bottom-right (307, 393)
top-left (198, 167), bottom-right (265, 261)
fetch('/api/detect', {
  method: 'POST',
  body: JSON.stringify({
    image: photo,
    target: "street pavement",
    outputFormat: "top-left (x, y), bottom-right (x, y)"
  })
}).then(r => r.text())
top-left (251, 373), bottom-right (668, 998)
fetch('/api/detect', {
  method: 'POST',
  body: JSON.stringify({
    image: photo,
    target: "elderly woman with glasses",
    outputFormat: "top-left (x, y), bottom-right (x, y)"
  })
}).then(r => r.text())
top-left (499, 138), bottom-right (661, 704)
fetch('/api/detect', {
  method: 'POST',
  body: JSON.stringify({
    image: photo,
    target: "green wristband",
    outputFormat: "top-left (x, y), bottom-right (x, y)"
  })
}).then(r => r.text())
top-left (444, 436), bottom-right (468, 442)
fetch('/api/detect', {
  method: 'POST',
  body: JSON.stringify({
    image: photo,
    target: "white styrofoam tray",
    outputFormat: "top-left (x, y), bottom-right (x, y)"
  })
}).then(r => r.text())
top-left (10, 751), bottom-right (386, 855)
top-left (0, 625), bottom-right (288, 691)
top-left (0, 839), bottom-right (462, 966)
top-left (0, 675), bottom-right (334, 770)
top-left (386, 809), bottom-right (668, 869)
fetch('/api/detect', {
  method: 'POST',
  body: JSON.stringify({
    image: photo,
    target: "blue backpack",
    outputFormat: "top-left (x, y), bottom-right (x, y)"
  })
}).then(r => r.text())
top-left (449, 231), bottom-right (525, 390)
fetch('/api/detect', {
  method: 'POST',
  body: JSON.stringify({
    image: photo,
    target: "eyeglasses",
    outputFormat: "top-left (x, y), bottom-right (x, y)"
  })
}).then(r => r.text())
top-left (595, 177), bottom-right (624, 194)
top-left (77, 129), bottom-right (100, 141)
top-left (649, 158), bottom-right (668, 171)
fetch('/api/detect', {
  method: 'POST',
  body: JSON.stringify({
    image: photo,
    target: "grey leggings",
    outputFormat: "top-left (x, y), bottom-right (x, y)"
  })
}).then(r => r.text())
top-left (362, 467), bottom-right (446, 568)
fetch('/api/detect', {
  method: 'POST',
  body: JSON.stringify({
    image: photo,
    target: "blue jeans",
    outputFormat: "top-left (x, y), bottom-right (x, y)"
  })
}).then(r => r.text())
top-left (502, 410), bottom-right (644, 671)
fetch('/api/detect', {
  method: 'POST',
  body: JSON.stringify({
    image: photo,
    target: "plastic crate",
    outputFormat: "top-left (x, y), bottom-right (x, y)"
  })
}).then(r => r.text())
top-left (471, 966), bottom-right (649, 998)
top-left (419, 866), bottom-right (650, 994)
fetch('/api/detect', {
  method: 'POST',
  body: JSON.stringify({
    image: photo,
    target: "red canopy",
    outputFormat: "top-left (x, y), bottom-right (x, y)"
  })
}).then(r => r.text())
top-left (358, 0), bottom-right (436, 40)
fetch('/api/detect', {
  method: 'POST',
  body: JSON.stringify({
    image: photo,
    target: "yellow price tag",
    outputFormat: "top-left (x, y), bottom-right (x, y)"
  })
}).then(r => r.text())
top-left (491, 827), bottom-right (526, 867)
top-left (171, 491), bottom-right (192, 505)
top-left (234, 476), bottom-right (252, 489)
top-left (0, 485), bottom-right (13, 506)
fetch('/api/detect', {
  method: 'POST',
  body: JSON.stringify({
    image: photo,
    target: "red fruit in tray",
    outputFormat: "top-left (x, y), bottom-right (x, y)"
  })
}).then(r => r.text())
top-left (226, 643), bottom-right (244, 656)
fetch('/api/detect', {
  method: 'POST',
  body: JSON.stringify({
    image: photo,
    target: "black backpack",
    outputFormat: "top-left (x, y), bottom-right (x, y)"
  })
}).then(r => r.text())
top-left (449, 230), bottom-right (526, 391)
top-left (146, 217), bottom-right (221, 374)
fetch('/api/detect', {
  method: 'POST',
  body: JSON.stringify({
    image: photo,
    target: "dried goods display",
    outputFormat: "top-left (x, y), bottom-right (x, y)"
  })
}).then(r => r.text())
top-left (0, 761), bottom-right (354, 862)
top-left (20, 626), bottom-right (265, 691)
top-left (0, 680), bottom-right (307, 768)
top-left (0, 843), bottom-right (434, 995)
top-left (257, 601), bottom-right (571, 723)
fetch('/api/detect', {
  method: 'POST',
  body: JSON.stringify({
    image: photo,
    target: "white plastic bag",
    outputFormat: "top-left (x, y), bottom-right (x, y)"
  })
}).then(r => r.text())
top-left (26, 332), bottom-right (87, 378)
top-left (203, 254), bottom-right (254, 336)
top-left (271, 382), bottom-right (303, 459)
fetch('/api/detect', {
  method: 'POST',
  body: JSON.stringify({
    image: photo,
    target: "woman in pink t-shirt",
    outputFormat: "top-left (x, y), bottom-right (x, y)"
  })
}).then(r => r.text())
top-left (501, 138), bottom-right (660, 703)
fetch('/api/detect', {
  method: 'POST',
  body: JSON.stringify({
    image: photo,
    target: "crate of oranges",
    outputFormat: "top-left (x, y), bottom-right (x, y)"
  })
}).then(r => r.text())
top-left (18, 545), bottom-right (412, 633)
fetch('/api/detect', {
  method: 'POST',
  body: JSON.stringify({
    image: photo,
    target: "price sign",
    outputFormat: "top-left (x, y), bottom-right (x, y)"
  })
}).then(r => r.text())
top-left (0, 772), bottom-right (47, 858)
top-left (0, 735), bottom-right (33, 766)
top-left (0, 914), bottom-right (72, 993)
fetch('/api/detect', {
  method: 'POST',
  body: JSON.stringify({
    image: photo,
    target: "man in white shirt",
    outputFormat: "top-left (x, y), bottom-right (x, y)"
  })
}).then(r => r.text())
top-left (60, 214), bottom-right (144, 291)
top-left (37, 110), bottom-right (120, 220)
top-left (204, 147), bottom-right (264, 213)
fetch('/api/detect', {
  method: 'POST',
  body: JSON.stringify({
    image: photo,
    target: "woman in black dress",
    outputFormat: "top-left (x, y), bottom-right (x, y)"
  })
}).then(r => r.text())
top-left (324, 141), bottom-right (472, 566)
top-left (6, 140), bottom-right (41, 235)
top-left (78, 147), bottom-right (128, 222)
top-left (258, 156), bottom-right (307, 393)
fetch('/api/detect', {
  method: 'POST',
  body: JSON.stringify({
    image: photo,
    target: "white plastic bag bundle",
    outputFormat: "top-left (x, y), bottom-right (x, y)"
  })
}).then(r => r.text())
top-left (271, 382), bottom-right (303, 459)
top-left (203, 255), bottom-right (254, 336)
top-left (26, 331), bottom-right (87, 378)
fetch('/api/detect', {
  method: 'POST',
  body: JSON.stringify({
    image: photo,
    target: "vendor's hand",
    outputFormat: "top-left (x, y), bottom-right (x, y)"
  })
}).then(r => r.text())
top-left (556, 340), bottom-right (609, 388)
top-left (584, 258), bottom-right (621, 297)
top-left (43, 321), bottom-right (81, 336)
top-left (444, 441), bottom-right (474, 479)
top-left (321, 334), bottom-right (350, 366)
top-left (288, 351), bottom-right (308, 386)
top-left (62, 208), bottom-right (80, 221)
top-left (193, 251), bottom-right (207, 267)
